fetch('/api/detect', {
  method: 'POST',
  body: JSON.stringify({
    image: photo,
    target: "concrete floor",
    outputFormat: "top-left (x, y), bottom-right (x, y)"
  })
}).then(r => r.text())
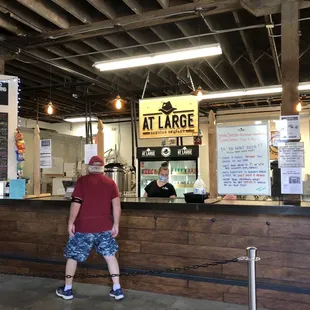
top-left (0, 275), bottom-right (256, 310)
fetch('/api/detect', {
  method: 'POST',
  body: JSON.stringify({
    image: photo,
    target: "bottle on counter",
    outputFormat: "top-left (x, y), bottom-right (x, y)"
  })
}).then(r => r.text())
top-left (193, 174), bottom-right (206, 195)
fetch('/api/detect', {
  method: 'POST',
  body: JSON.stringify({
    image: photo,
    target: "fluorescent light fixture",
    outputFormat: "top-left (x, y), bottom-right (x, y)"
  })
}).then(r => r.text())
top-left (64, 116), bottom-right (98, 123)
top-left (93, 44), bottom-right (222, 71)
top-left (200, 82), bottom-right (310, 100)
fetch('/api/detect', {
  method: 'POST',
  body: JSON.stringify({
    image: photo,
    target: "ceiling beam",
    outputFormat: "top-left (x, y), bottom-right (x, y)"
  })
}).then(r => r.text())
top-left (241, 0), bottom-right (310, 17)
top-left (51, 0), bottom-right (94, 24)
top-left (122, 0), bottom-right (143, 15)
top-left (64, 41), bottom-right (144, 90)
top-left (16, 0), bottom-right (71, 29)
top-left (86, 0), bottom-right (116, 20)
top-left (157, 0), bottom-right (169, 9)
top-left (265, 15), bottom-right (281, 83)
top-left (40, 46), bottom-right (121, 90)
top-left (23, 0), bottom-right (241, 47)
top-left (0, 13), bottom-right (26, 36)
top-left (0, 0), bottom-right (48, 32)
top-left (201, 15), bottom-right (250, 88)
top-left (175, 21), bottom-right (230, 89)
top-left (232, 11), bottom-right (264, 86)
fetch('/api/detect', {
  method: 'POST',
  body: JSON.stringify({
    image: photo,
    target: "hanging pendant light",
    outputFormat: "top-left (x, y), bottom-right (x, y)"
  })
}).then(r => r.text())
top-left (190, 86), bottom-right (208, 101)
top-left (46, 101), bottom-right (54, 115)
top-left (109, 95), bottom-right (128, 110)
top-left (296, 101), bottom-right (302, 112)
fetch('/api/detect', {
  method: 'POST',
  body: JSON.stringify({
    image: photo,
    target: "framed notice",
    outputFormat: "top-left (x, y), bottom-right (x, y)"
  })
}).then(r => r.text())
top-left (0, 112), bottom-right (8, 180)
top-left (217, 124), bottom-right (270, 196)
top-left (139, 95), bottom-right (199, 139)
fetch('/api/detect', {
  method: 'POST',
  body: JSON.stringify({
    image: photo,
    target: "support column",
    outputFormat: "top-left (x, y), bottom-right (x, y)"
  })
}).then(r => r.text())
top-left (97, 120), bottom-right (104, 160)
top-left (281, 0), bottom-right (300, 204)
top-left (208, 110), bottom-right (217, 199)
top-left (281, 0), bottom-right (299, 116)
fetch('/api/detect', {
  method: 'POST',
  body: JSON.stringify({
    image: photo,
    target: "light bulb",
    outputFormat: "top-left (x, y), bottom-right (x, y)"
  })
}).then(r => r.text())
top-left (115, 99), bottom-right (122, 110)
top-left (197, 90), bottom-right (203, 101)
top-left (296, 102), bottom-right (302, 112)
top-left (47, 103), bottom-right (54, 115)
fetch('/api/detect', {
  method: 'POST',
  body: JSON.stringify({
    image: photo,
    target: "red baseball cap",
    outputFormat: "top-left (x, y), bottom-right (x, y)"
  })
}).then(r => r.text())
top-left (88, 155), bottom-right (104, 166)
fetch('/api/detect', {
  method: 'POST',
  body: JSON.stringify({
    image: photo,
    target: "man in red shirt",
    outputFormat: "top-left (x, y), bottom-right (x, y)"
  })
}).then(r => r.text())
top-left (56, 155), bottom-right (124, 301)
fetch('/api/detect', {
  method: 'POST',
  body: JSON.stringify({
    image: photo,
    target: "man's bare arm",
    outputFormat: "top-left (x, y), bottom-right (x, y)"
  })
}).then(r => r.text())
top-left (112, 197), bottom-right (121, 226)
top-left (111, 197), bottom-right (121, 237)
top-left (68, 202), bottom-right (81, 225)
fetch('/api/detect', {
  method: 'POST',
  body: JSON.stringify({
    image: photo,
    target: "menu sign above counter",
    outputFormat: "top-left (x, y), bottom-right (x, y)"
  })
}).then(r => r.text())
top-left (0, 82), bottom-right (8, 106)
top-left (0, 112), bottom-right (8, 181)
top-left (139, 95), bottom-right (198, 139)
top-left (217, 124), bottom-right (270, 196)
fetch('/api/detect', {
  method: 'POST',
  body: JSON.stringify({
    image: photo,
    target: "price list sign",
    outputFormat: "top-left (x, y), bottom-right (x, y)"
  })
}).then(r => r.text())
top-left (217, 124), bottom-right (270, 196)
top-left (0, 112), bottom-right (8, 181)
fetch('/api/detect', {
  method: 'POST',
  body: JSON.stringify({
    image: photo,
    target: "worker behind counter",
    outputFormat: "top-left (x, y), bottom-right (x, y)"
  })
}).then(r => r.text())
top-left (143, 162), bottom-right (177, 198)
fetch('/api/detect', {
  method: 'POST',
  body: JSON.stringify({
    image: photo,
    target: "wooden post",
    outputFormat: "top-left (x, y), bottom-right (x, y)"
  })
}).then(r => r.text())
top-left (33, 124), bottom-right (41, 196)
top-left (208, 110), bottom-right (218, 199)
top-left (97, 120), bottom-right (104, 160)
top-left (281, 0), bottom-right (300, 116)
top-left (281, 0), bottom-right (300, 205)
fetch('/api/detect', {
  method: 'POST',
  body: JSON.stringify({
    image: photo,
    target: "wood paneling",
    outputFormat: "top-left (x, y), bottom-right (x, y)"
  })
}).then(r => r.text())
top-left (1, 205), bottom-right (310, 308)
top-left (119, 228), bottom-right (188, 244)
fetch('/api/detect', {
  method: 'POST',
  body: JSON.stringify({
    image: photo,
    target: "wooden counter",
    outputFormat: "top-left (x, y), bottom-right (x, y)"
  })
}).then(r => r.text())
top-left (1, 198), bottom-right (310, 309)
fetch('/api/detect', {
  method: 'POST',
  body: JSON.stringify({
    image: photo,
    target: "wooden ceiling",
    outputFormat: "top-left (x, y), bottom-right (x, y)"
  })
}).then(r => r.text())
top-left (0, 0), bottom-right (310, 122)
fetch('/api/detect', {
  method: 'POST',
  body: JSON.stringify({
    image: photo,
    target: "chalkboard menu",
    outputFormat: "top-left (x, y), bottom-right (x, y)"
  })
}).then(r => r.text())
top-left (217, 124), bottom-right (271, 196)
top-left (0, 82), bottom-right (8, 105)
top-left (0, 112), bottom-right (8, 181)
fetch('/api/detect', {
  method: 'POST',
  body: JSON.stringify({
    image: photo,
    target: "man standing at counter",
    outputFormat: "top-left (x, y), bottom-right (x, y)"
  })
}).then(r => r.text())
top-left (56, 155), bottom-right (124, 301)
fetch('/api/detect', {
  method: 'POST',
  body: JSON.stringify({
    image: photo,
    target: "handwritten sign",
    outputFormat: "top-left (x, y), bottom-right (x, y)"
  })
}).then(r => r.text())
top-left (217, 124), bottom-right (270, 196)
top-left (278, 142), bottom-right (304, 168)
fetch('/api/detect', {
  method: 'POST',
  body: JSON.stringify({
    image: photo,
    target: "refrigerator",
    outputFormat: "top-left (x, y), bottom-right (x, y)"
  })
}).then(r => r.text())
top-left (136, 145), bottom-right (199, 197)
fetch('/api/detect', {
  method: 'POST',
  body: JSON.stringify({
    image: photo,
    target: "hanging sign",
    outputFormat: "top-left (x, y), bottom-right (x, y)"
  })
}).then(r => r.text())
top-left (0, 82), bottom-right (8, 106)
top-left (139, 95), bottom-right (199, 139)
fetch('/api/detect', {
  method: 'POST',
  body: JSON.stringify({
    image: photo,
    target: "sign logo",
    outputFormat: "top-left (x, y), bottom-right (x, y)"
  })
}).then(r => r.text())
top-left (161, 147), bottom-right (171, 157)
top-left (142, 148), bottom-right (156, 157)
top-left (139, 95), bottom-right (198, 139)
top-left (177, 146), bottom-right (192, 156)
top-left (0, 83), bottom-right (7, 92)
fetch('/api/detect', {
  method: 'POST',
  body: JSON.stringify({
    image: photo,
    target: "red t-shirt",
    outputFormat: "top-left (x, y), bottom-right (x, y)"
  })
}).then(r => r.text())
top-left (71, 174), bottom-right (119, 233)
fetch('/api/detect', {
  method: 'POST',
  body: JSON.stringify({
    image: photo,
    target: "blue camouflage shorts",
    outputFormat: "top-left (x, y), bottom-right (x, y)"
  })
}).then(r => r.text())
top-left (64, 231), bottom-right (119, 263)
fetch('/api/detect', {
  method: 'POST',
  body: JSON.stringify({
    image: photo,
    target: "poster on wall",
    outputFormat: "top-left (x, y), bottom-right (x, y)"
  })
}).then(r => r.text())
top-left (139, 95), bottom-right (199, 139)
top-left (0, 82), bottom-right (8, 106)
top-left (217, 124), bottom-right (270, 196)
top-left (279, 115), bottom-right (300, 140)
top-left (40, 139), bottom-right (52, 168)
top-left (0, 112), bottom-right (8, 180)
top-left (281, 168), bottom-right (303, 194)
top-left (278, 142), bottom-right (304, 168)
